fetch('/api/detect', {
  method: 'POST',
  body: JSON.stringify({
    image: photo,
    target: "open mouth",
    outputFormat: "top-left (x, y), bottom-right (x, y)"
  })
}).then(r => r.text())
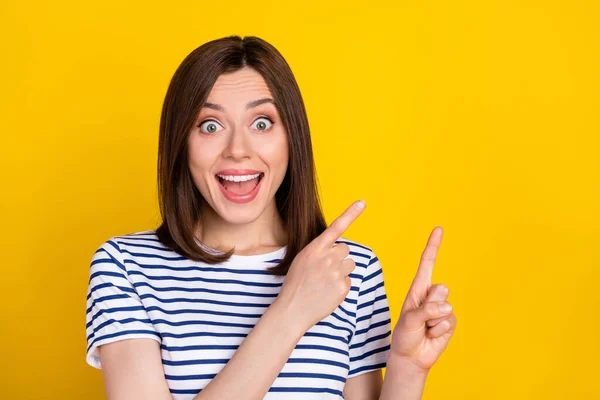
top-left (215, 172), bottom-right (264, 196)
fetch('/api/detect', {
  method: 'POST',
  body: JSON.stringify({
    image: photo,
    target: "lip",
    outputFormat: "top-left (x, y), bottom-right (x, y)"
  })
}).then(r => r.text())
top-left (215, 172), bottom-right (264, 204)
top-left (215, 169), bottom-right (263, 176)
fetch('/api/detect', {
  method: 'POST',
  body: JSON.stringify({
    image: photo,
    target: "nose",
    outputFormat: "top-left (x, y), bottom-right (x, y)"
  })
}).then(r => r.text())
top-left (222, 124), bottom-right (252, 161)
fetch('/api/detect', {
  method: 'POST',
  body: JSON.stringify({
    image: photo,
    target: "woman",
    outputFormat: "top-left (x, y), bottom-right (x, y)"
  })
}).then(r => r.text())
top-left (85, 35), bottom-right (456, 400)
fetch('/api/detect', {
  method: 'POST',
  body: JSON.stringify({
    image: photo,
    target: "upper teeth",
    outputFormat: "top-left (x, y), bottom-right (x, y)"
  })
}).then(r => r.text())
top-left (217, 173), bottom-right (261, 182)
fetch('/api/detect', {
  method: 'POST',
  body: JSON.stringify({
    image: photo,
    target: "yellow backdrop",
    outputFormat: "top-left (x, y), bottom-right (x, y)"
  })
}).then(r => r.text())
top-left (1, 0), bottom-right (598, 399)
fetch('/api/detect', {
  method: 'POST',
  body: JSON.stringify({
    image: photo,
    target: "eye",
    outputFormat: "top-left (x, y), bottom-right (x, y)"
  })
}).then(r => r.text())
top-left (251, 117), bottom-right (274, 131)
top-left (198, 120), bottom-right (224, 134)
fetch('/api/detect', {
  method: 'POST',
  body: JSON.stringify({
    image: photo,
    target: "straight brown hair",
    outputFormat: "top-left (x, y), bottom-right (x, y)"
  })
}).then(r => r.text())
top-left (155, 35), bottom-right (327, 276)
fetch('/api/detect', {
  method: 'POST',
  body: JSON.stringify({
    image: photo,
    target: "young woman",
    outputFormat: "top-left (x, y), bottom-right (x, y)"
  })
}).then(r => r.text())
top-left (85, 35), bottom-right (457, 400)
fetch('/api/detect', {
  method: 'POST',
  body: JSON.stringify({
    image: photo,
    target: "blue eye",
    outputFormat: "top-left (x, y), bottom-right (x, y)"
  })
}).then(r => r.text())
top-left (251, 117), bottom-right (273, 131)
top-left (199, 120), bottom-right (223, 134)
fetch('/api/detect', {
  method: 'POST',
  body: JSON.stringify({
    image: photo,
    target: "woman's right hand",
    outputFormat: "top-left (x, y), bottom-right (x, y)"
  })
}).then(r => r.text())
top-left (275, 200), bottom-right (366, 333)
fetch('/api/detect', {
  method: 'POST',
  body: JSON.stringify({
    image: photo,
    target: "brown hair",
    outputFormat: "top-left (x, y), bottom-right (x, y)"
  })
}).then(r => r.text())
top-left (155, 35), bottom-right (327, 276)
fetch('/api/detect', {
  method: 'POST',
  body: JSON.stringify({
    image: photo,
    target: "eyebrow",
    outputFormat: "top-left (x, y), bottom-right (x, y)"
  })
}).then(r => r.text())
top-left (202, 97), bottom-right (275, 112)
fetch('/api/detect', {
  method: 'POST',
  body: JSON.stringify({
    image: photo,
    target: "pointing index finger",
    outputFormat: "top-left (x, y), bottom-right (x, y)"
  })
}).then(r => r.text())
top-left (317, 200), bottom-right (366, 248)
top-left (409, 226), bottom-right (444, 300)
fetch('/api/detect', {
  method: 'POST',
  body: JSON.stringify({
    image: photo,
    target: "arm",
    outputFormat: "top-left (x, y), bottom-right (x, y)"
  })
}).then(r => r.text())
top-left (378, 226), bottom-right (457, 400)
top-left (342, 354), bottom-right (431, 400)
top-left (192, 298), bottom-right (304, 399)
top-left (343, 370), bottom-right (383, 400)
top-left (378, 354), bottom-right (428, 400)
top-left (342, 357), bottom-right (428, 400)
top-left (99, 298), bottom-right (306, 400)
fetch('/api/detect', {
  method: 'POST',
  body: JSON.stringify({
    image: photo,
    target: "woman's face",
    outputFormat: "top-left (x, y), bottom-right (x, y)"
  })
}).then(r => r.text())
top-left (188, 67), bottom-right (289, 225)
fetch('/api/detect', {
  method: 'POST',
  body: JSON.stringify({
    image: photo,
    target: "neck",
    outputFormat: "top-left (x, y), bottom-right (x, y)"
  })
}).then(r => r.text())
top-left (195, 200), bottom-right (287, 255)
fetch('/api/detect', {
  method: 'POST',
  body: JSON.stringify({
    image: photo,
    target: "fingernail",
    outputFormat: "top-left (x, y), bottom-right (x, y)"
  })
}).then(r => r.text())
top-left (440, 303), bottom-right (452, 314)
top-left (356, 200), bottom-right (365, 210)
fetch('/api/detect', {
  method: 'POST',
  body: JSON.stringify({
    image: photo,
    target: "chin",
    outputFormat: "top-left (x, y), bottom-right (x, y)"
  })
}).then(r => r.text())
top-left (214, 204), bottom-right (266, 225)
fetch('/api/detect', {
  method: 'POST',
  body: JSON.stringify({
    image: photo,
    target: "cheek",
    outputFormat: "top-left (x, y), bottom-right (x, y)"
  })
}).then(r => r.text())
top-left (187, 137), bottom-right (218, 184)
top-left (261, 133), bottom-right (289, 174)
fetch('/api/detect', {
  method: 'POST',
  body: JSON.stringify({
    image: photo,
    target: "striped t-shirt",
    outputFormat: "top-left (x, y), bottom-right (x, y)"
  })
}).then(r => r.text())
top-left (85, 230), bottom-right (391, 399)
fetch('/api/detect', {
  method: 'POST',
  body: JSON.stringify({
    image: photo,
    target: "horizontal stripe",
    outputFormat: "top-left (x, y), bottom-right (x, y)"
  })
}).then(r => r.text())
top-left (349, 331), bottom-right (392, 350)
top-left (86, 294), bottom-right (133, 315)
top-left (349, 344), bottom-right (391, 362)
top-left (358, 293), bottom-right (387, 311)
top-left (139, 291), bottom-right (273, 308)
top-left (355, 318), bottom-right (392, 336)
top-left (358, 280), bottom-right (385, 298)
top-left (169, 387), bottom-right (344, 396)
top-left (348, 251), bottom-right (370, 260)
top-left (87, 329), bottom-right (161, 353)
top-left (335, 240), bottom-right (372, 252)
top-left (362, 267), bottom-right (382, 283)
top-left (128, 269), bottom-right (283, 287)
top-left (87, 305), bottom-right (146, 328)
top-left (88, 270), bottom-right (127, 283)
top-left (269, 387), bottom-right (343, 396)
top-left (165, 371), bottom-right (346, 383)
top-left (349, 361), bottom-right (388, 377)
top-left (162, 357), bottom-right (350, 370)
top-left (357, 306), bottom-right (389, 323)
top-left (135, 281), bottom-right (278, 299)
top-left (125, 258), bottom-right (274, 275)
top-left (160, 343), bottom-right (349, 357)
top-left (158, 330), bottom-right (347, 344)
top-left (86, 282), bottom-right (136, 300)
top-left (87, 317), bottom-right (153, 341)
top-left (146, 305), bottom-right (264, 319)
top-left (121, 249), bottom-right (187, 262)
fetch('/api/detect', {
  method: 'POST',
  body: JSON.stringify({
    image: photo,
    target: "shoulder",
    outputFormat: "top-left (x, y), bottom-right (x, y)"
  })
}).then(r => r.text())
top-left (335, 237), bottom-right (380, 271)
top-left (93, 229), bottom-right (166, 255)
top-left (335, 237), bottom-right (374, 255)
top-left (90, 229), bottom-right (171, 268)
top-left (110, 229), bottom-right (161, 248)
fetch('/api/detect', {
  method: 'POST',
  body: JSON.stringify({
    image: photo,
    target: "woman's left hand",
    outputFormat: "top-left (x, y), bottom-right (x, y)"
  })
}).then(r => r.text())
top-left (390, 226), bottom-right (457, 372)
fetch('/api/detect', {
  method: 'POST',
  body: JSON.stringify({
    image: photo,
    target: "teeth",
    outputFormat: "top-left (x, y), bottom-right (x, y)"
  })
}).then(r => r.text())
top-left (217, 173), bottom-right (261, 182)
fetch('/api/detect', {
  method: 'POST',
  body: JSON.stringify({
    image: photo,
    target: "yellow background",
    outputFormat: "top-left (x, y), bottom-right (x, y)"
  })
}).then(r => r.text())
top-left (1, 0), bottom-right (598, 398)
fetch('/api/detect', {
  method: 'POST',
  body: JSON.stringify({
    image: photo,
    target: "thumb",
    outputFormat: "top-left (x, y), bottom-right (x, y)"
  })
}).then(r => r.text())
top-left (425, 284), bottom-right (449, 303)
top-left (401, 283), bottom-right (448, 314)
top-left (402, 301), bottom-right (453, 331)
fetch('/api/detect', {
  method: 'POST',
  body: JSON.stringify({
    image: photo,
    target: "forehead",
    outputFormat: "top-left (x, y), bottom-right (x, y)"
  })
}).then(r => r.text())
top-left (207, 67), bottom-right (273, 101)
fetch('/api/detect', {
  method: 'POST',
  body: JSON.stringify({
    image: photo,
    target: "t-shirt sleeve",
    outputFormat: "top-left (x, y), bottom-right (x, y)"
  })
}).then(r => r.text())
top-left (85, 237), bottom-right (161, 369)
top-left (347, 251), bottom-right (392, 379)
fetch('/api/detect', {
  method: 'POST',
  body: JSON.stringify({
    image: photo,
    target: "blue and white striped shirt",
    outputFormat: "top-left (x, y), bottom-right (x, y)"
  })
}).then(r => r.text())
top-left (85, 230), bottom-right (391, 399)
